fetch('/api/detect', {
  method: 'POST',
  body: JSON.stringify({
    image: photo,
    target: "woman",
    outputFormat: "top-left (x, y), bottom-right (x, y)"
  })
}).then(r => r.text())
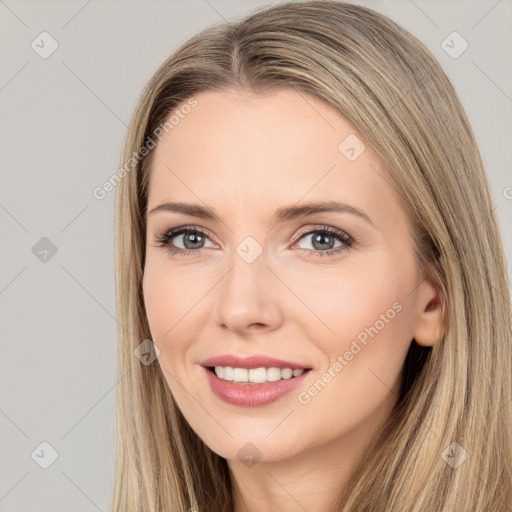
top-left (111, 1), bottom-right (512, 510)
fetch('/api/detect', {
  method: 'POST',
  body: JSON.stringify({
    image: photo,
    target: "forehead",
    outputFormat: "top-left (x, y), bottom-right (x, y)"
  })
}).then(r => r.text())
top-left (154, 88), bottom-right (358, 161)
top-left (146, 88), bottom-right (398, 227)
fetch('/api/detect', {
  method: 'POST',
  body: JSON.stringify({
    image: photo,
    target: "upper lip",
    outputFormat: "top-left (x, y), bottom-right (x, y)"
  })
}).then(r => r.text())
top-left (201, 354), bottom-right (312, 370)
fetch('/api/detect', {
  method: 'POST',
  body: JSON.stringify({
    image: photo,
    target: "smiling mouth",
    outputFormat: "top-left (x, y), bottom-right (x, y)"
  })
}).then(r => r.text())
top-left (206, 365), bottom-right (312, 384)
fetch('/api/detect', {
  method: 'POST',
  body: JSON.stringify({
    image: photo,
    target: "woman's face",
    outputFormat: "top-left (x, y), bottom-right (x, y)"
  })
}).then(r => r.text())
top-left (143, 88), bottom-right (440, 466)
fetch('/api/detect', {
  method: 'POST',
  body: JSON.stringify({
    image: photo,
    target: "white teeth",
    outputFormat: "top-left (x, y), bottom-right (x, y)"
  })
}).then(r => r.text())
top-left (266, 367), bottom-right (281, 382)
top-left (281, 368), bottom-right (293, 379)
top-left (223, 366), bottom-right (234, 381)
top-left (248, 367), bottom-right (267, 383)
top-left (213, 366), bottom-right (307, 383)
top-left (233, 368), bottom-right (248, 382)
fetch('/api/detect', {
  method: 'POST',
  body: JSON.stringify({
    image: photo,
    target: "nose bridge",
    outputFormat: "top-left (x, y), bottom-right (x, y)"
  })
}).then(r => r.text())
top-left (221, 238), bottom-right (268, 306)
top-left (214, 236), bottom-right (282, 332)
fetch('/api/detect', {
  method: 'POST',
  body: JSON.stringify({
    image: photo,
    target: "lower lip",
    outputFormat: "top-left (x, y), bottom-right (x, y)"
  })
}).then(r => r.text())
top-left (202, 366), bottom-right (312, 407)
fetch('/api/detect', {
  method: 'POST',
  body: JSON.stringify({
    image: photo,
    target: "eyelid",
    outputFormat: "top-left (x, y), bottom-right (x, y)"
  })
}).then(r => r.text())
top-left (156, 223), bottom-right (351, 242)
top-left (164, 225), bottom-right (218, 244)
top-left (154, 223), bottom-right (356, 256)
top-left (293, 223), bottom-right (354, 242)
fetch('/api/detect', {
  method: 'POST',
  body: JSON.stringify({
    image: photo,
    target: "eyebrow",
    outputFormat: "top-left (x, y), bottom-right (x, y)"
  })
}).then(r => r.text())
top-left (147, 200), bottom-right (375, 227)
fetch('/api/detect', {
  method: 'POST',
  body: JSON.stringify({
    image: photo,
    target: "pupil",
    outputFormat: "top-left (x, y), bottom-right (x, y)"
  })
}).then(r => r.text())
top-left (313, 234), bottom-right (333, 250)
top-left (185, 233), bottom-right (203, 249)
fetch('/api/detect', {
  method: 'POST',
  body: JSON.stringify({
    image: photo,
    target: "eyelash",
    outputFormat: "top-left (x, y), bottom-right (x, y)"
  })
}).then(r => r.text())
top-left (153, 224), bottom-right (355, 258)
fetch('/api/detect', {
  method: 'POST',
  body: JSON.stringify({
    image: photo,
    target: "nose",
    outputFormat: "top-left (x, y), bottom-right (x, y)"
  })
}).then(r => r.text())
top-left (214, 248), bottom-right (284, 335)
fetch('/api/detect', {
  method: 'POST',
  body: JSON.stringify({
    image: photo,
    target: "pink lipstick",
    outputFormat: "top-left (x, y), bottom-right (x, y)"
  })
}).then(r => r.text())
top-left (200, 354), bottom-right (313, 407)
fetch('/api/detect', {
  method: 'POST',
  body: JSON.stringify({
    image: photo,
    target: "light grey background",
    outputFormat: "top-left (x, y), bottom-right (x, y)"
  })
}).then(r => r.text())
top-left (0, 0), bottom-right (510, 510)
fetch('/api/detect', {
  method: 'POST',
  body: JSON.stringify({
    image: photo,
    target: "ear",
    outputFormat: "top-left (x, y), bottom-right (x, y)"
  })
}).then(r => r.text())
top-left (412, 275), bottom-right (446, 347)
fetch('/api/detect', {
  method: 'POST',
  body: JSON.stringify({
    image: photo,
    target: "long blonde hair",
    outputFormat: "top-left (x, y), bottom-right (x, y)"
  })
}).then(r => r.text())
top-left (112, 1), bottom-right (512, 510)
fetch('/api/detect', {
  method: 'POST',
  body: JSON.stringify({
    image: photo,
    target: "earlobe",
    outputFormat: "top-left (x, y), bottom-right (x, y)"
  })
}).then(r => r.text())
top-left (412, 277), bottom-right (446, 347)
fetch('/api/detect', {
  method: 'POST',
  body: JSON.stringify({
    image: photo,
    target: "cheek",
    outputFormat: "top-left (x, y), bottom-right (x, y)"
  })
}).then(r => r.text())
top-left (142, 262), bottom-right (209, 394)
top-left (289, 260), bottom-right (415, 407)
top-left (296, 267), bottom-right (415, 422)
top-left (143, 269), bottom-right (168, 340)
top-left (286, 261), bottom-right (408, 347)
top-left (143, 261), bottom-right (197, 339)
top-left (142, 265), bottom-right (188, 364)
top-left (142, 267), bottom-right (197, 404)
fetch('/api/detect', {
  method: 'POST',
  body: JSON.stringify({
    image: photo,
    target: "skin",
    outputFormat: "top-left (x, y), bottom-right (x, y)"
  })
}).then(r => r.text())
top-left (142, 88), bottom-right (444, 512)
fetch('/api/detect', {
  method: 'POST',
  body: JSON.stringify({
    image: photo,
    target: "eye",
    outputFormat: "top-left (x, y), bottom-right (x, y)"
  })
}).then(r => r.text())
top-left (153, 224), bottom-right (356, 258)
top-left (153, 226), bottom-right (215, 257)
top-left (293, 225), bottom-right (355, 257)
